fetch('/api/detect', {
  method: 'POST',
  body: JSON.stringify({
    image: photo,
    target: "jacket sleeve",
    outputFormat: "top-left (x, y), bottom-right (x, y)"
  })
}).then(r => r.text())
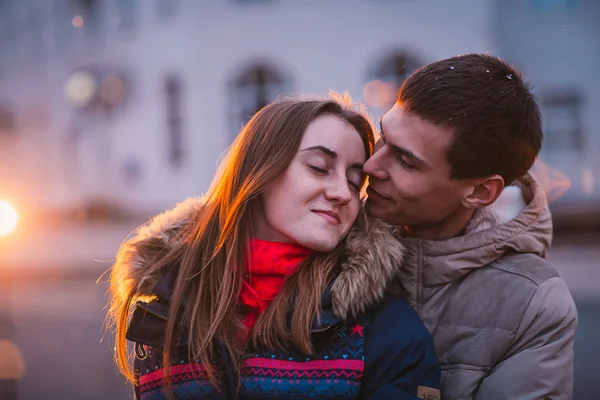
top-left (360, 297), bottom-right (441, 400)
top-left (474, 277), bottom-right (577, 400)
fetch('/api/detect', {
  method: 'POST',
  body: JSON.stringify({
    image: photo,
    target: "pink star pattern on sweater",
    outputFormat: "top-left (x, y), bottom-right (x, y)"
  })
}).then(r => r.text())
top-left (351, 324), bottom-right (364, 337)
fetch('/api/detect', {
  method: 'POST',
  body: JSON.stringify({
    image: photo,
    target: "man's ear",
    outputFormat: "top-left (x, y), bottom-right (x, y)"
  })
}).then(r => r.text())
top-left (462, 175), bottom-right (505, 209)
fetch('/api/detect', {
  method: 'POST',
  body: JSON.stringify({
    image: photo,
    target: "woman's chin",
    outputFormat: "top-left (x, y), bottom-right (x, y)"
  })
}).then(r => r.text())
top-left (297, 237), bottom-right (340, 253)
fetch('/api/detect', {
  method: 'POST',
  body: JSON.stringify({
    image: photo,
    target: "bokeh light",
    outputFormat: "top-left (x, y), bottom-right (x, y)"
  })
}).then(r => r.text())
top-left (72, 15), bottom-right (84, 28)
top-left (64, 71), bottom-right (96, 107)
top-left (0, 200), bottom-right (18, 237)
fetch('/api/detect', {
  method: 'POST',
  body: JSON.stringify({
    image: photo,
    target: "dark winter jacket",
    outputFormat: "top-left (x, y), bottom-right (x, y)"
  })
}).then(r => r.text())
top-left (112, 197), bottom-right (441, 399)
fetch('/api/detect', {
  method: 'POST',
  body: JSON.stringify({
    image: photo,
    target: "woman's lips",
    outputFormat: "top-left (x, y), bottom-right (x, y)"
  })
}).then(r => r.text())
top-left (312, 210), bottom-right (340, 224)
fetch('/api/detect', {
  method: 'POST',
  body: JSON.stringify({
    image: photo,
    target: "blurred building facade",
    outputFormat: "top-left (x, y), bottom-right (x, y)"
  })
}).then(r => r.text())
top-left (496, 0), bottom-right (600, 226)
top-left (0, 0), bottom-right (597, 224)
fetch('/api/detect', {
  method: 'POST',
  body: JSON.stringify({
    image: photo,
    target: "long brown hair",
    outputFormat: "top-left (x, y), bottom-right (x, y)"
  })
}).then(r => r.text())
top-left (108, 92), bottom-right (375, 388)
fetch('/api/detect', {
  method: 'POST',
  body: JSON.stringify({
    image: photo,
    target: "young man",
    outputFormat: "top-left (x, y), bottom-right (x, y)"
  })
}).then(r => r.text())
top-left (364, 53), bottom-right (577, 400)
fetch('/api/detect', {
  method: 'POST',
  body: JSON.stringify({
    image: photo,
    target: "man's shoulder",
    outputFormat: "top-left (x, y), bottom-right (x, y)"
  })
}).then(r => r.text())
top-left (488, 252), bottom-right (561, 288)
top-left (434, 253), bottom-right (570, 333)
top-left (461, 252), bottom-right (567, 314)
top-left (424, 252), bottom-right (576, 383)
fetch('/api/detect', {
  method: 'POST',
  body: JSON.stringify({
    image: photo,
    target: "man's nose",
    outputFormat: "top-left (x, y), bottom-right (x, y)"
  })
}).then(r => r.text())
top-left (373, 138), bottom-right (384, 153)
top-left (363, 151), bottom-right (389, 181)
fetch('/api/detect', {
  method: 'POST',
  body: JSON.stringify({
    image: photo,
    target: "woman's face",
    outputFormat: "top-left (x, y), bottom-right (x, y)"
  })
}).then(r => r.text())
top-left (254, 114), bottom-right (367, 252)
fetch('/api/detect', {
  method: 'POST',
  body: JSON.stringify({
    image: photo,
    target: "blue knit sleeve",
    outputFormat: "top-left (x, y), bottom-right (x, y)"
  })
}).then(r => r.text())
top-left (360, 296), bottom-right (441, 400)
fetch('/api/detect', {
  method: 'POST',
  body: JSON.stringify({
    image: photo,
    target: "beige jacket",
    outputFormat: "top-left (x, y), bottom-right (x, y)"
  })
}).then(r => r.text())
top-left (392, 173), bottom-right (578, 400)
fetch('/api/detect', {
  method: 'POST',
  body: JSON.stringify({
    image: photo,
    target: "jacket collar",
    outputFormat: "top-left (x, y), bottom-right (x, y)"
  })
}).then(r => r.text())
top-left (396, 172), bottom-right (552, 289)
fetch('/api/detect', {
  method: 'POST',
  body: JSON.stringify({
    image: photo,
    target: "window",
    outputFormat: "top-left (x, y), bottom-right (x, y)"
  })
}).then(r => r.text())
top-left (157, 0), bottom-right (179, 20)
top-left (165, 76), bottom-right (184, 167)
top-left (230, 63), bottom-right (290, 135)
top-left (541, 90), bottom-right (584, 152)
top-left (0, 0), bottom-right (15, 13)
top-left (26, 10), bottom-right (46, 66)
top-left (364, 51), bottom-right (421, 111)
top-left (235, 0), bottom-right (276, 3)
top-left (0, 10), bottom-right (13, 75)
top-left (53, 0), bottom-right (73, 52)
top-left (122, 155), bottom-right (142, 186)
top-left (71, 0), bottom-right (103, 39)
top-left (0, 1), bottom-right (18, 71)
top-left (529, 0), bottom-right (577, 13)
top-left (117, 0), bottom-right (138, 33)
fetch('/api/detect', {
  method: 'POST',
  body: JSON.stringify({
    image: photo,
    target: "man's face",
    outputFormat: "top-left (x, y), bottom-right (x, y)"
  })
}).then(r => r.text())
top-left (364, 103), bottom-right (472, 228)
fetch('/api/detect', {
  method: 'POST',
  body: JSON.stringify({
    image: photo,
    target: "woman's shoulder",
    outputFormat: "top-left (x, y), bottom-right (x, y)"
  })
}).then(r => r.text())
top-left (113, 198), bottom-right (205, 347)
top-left (111, 196), bottom-right (202, 302)
top-left (360, 295), bottom-right (441, 397)
top-left (366, 295), bottom-right (432, 346)
top-left (331, 215), bottom-right (405, 320)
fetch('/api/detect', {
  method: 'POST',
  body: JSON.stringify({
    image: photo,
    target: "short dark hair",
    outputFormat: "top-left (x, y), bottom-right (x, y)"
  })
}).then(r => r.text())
top-left (398, 53), bottom-right (542, 184)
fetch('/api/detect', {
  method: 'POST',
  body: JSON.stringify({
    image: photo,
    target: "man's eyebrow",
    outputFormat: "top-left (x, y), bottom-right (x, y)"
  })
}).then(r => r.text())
top-left (379, 118), bottom-right (428, 167)
top-left (392, 145), bottom-right (427, 166)
top-left (302, 145), bottom-right (364, 170)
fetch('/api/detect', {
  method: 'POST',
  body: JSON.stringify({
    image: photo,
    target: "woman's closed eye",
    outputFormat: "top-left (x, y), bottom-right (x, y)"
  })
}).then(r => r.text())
top-left (309, 165), bottom-right (328, 174)
top-left (348, 179), bottom-right (361, 192)
top-left (347, 170), bottom-right (364, 193)
top-left (309, 164), bottom-right (362, 192)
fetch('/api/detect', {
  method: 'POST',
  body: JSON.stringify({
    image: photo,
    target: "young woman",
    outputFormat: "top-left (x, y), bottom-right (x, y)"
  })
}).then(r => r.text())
top-left (108, 94), bottom-right (440, 399)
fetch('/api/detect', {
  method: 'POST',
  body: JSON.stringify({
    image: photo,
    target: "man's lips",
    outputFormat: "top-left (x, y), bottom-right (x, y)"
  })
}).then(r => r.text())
top-left (312, 210), bottom-right (341, 224)
top-left (367, 186), bottom-right (392, 201)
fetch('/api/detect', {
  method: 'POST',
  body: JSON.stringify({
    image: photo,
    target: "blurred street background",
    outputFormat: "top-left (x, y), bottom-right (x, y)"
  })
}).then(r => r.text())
top-left (0, 0), bottom-right (598, 399)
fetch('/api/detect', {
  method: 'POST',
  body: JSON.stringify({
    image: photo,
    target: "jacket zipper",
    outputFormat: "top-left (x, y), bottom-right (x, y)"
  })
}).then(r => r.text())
top-left (136, 303), bottom-right (168, 320)
top-left (311, 325), bottom-right (332, 333)
top-left (134, 342), bottom-right (148, 360)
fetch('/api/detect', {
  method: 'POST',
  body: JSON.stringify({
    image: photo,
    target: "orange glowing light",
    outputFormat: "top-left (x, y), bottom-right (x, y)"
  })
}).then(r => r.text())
top-left (0, 340), bottom-right (26, 379)
top-left (531, 159), bottom-right (572, 203)
top-left (98, 75), bottom-right (126, 106)
top-left (362, 80), bottom-right (396, 109)
top-left (0, 200), bottom-right (18, 237)
top-left (72, 15), bottom-right (84, 28)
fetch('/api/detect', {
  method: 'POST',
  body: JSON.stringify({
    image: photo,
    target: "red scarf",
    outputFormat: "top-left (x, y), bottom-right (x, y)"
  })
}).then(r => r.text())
top-left (240, 239), bottom-right (314, 332)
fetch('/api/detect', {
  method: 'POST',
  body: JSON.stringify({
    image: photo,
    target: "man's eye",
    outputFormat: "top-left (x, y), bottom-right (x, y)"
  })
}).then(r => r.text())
top-left (396, 157), bottom-right (415, 171)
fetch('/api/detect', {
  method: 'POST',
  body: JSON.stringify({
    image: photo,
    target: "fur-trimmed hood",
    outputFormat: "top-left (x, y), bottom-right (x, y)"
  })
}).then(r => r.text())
top-left (111, 197), bottom-right (405, 320)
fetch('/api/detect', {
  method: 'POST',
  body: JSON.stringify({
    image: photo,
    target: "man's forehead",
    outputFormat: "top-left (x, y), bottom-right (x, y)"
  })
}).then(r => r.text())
top-left (381, 105), bottom-right (422, 145)
top-left (382, 103), bottom-right (405, 123)
top-left (383, 104), bottom-right (422, 133)
top-left (382, 104), bottom-right (454, 164)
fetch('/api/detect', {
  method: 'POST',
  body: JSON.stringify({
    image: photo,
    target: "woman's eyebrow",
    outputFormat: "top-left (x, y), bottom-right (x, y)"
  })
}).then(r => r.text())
top-left (301, 145), bottom-right (337, 158)
top-left (302, 145), bottom-right (364, 170)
